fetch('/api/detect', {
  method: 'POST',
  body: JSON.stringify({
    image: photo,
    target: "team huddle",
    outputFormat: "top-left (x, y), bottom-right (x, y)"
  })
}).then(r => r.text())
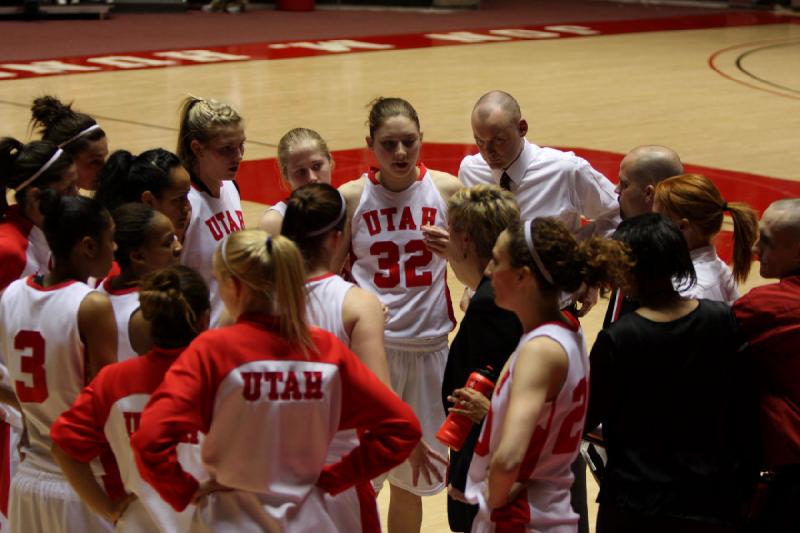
top-left (0, 89), bottom-right (797, 533)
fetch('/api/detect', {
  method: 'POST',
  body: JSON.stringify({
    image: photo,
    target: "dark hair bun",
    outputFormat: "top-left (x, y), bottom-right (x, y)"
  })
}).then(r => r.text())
top-left (31, 96), bottom-right (72, 127)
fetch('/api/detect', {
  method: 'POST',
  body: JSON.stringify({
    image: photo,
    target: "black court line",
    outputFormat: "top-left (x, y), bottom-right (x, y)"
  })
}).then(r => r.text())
top-left (735, 41), bottom-right (800, 96)
top-left (0, 98), bottom-right (278, 148)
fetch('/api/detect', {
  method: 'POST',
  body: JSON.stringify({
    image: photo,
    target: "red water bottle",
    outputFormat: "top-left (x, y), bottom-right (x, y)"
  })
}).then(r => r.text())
top-left (436, 366), bottom-right (496, 451)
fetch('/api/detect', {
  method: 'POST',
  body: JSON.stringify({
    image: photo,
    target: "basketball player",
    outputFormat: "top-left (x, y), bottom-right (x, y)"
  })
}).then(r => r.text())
top-left (464, 218), bottom-right (630, 532)
top-left (176, 96), bottom-right (246, 326)
top-left (333, 97), bottom-right (460, 533)
top-left (94, 149), bottom-right (192, 242)
top-left (132, 231), bottom-right (421, 531)
top-left (0, 138), bottom-right (79, 530)
top-left (0, 193), bottom-right (119, 533)
top-left (260, 128), bottom-right (334, 235)
top-left (282, 183), bottom-right (390, 532)
top-left (98, 204), bottom-right (183, 361)
top-left (52, 265), bottom-right (210, 532)
top-left (30, 96), bottom-right (108, 191)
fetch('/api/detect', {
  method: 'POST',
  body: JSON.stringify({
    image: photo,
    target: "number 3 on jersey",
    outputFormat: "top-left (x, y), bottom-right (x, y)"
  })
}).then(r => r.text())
top-left (370, 240), bottom-right (433, 289)
top-left (14, 330), bottom-right (48, 403)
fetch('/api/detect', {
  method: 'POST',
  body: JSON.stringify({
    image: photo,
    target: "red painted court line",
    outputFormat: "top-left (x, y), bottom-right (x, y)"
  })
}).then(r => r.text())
top-left (240, 142), bottom-right (800, 213)
top-left (239, 142), bottom-right (800, 264)
top-left (0, 12), bottom-right (793, 81)
top-left (708, 38), bottom-right (800, 100)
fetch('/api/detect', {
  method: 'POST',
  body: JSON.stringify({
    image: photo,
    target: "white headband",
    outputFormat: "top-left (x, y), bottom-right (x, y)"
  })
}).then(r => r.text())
top-left (58, 124), bottom-right (101, 148)
top-left (14, 148), bottom-right (63, 192)
top-left (524, 219), bottom-right (554, 285)
top-left (306, 191), bottom-right (347, 237)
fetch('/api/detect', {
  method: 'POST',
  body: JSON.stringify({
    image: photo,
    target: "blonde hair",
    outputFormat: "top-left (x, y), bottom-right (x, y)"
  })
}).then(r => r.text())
top-left (655, 173), bottom-right (757, 284)
top-left (176, 95), bottom-right (242, 171)
top-left (448, 185), bottom-right (520, 260)
top-left (214, 230), bottom-right (313, 353)
top-left (277, 128), bottom-right (331, 182)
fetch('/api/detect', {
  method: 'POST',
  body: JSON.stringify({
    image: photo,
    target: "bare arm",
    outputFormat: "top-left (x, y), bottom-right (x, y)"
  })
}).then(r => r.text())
top-left (487, 337), bottom-right (568, 510)
top-left (342, 286), bottom-right (391, 385)
top-left (429, 170), bottom-right (462, 204)
top-left (51, 443), bottom-right (135, 523)
top-left (78, 292), bottom-right (118, 379)
top-left (128, 309), bottom-right (152, 356)
top-left (332, 178), bottom-right (366, 273)
top-left (258, 209), bottom-right (283, 236)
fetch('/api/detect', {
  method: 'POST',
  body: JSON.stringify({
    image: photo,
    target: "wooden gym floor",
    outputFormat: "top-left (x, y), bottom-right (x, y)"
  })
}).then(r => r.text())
top-left (1, 3), bottom-right (799, 531)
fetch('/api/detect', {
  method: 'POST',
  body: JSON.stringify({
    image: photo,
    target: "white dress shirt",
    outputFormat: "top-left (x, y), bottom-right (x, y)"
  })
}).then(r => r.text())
top-left (679, 245), bottom-right (739, 305)
top-left (459, 139), bottom-right (620, 239)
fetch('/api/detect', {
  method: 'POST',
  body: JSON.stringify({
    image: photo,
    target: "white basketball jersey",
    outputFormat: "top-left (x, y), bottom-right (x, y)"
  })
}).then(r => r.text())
top-left (466, 314), bottom-right (589, 532)
top-left (0, 277), bottom-right (94, 474)
top-left (97, 279), bottom-right (139, 362)
top-left (268, 200), bottom-right (287, 217)
top-left (182, 181), bottom-right (244, 327)
top-left (306, 273), bottom-right (352, 348)
top-left (350, 165), bottom-right (454, 341)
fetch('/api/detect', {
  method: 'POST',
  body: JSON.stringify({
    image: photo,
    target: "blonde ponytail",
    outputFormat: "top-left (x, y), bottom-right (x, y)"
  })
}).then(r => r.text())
top-left (216, 230), bottom-right (314, 354)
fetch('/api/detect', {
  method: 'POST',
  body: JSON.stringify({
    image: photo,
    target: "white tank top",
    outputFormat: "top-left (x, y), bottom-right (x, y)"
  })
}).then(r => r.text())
top-left (305, 273), bottom-right (358, 462)
top-left (306, 273), bottom-right (352, 347)
top-left (0, 276), bottom-right (94, 473)
top-left (182, 180), bottom-right (244, 327)
top-left (350, 165), bottom-right (454, 342)
top-left (466, 314), bottom-right (589, 531)
top-left (267, 200), bottom-right (287, 217)
top-left (97, 277), bottom-right (139, 362)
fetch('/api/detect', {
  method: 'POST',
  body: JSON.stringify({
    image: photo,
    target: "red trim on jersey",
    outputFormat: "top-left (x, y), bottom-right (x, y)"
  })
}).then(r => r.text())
top-left (532, 311), bottom-right (580, 333)
top-left (25, 275), bottom-right (79, 292)
top-left (101, 276), bottom-right (140, 296)
top-left (611, 289), bottom-right (624, 323)
top-left (366, 163), bottom-right (428, 186)
top-left (307, 272), bottom-right (336, 284)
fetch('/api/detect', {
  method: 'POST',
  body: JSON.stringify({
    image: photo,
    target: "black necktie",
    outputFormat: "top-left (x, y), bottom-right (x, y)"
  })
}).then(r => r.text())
top-left (500, 172), bottom-right (512, 191)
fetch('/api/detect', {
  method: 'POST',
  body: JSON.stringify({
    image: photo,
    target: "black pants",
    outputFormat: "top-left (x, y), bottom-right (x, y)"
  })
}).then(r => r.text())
top-left (597, 506), bottom-right (739, 533)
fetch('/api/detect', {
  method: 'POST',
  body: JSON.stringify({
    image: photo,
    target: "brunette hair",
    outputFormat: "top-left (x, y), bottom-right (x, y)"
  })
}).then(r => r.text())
top-left (95, 149), bottom-right (183, 211)
top-left (655, 173), bottom-right (757, 283)
top-left (281, 183), bottom-right (346, 268)
top-left (139, 265), bottom-right (209, 349)
top-left (0, 138), bottom-right (74, 216)
top-left (367, 97), bottom-right (420, 137)
top-left (277, 128), bottom-right (332, 182)
top-left (214, 230), bottom-right (312, 353)
top-left (506, 217), bottom-right (632, 294)
top-left (448, 185), bottom-right (520, 260)
top-left (30, 96), bottom-right (105, 156)
top-left (613, 213), bottom-right (696, 298)
top-left (112, 203), bottom-right (159, 269)
top-left (176, 95), bottom-right (242, 171)
top-left (38, 191), bottom-right (111, 264)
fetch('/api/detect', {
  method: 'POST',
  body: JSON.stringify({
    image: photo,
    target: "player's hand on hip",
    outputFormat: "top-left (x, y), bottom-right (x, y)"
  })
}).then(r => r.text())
top-left (108, 492), bottom-right (137, 524)
top-left (408, 439), bottom-right (448, 487)
top-left (193, 479), bottom-right (233, 503)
